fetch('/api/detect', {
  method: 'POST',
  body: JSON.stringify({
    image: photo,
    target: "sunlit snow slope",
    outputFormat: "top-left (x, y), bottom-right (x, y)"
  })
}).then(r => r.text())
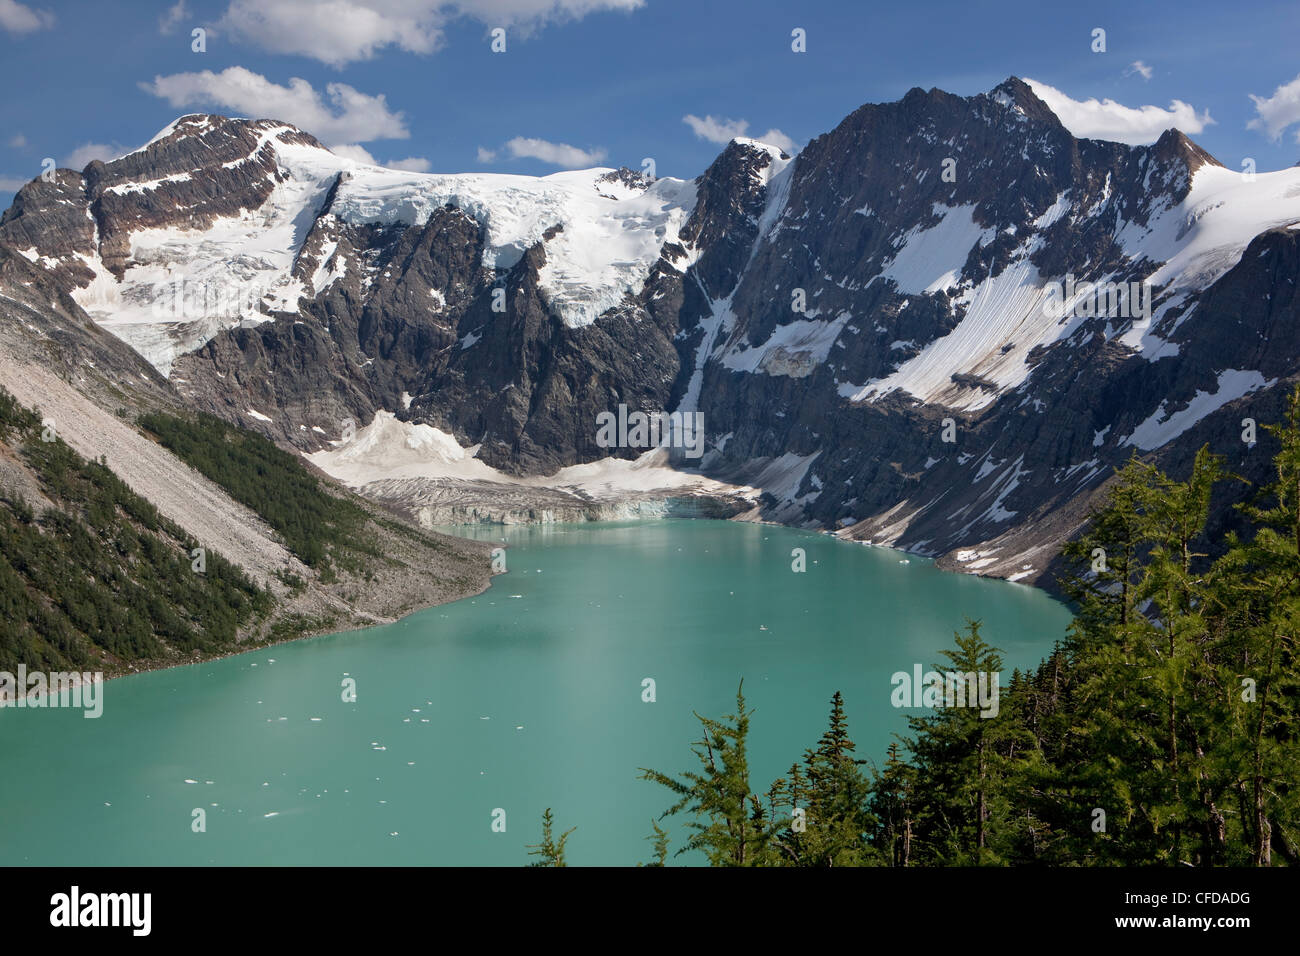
top-left (9, 115), bottom-right (696, 374)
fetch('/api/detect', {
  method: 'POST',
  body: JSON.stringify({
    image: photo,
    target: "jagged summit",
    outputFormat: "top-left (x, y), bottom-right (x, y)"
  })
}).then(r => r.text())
top-left (987, 75), bottom-right (1062, 124)
top-left (728, 136), bottom-right (791, 161)
top-left (1149, 126), bottom-right (1223, 172)
top-left (0, 110), bottom-right (702, 371)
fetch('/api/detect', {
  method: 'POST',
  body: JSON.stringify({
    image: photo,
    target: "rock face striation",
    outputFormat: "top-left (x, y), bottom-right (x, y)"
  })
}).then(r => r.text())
top-left (5, 78), bottom-right (1300, 587)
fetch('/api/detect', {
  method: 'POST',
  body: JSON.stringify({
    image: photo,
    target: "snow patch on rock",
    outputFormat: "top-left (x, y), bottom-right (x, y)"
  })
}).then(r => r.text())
top-left (1120, 369), bottom-right (1273, 451)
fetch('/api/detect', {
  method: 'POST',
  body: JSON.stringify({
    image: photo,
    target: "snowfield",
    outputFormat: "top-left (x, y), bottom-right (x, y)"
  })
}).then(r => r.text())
top-left (880, 203), bottom-right (994, 296)
top-left (1120, 369), bottom-right (1274, 451)
top-left (307, 409), bottom-right (746, 500)
top-left (69, 121), bottom-right (699, 372)
top-left (324, 159), bottom-right (698, 327)
top-left (829, 163), bottom-right (1300, 414)
top-left (841, 256), bottom-right (1066, 411)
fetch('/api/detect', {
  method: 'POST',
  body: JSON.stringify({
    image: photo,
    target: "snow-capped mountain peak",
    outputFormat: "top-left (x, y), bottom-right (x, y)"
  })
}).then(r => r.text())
top-left (5, 80), bottom-right (1300, 587)
top-left (1, 114), bottom-right (698, 371)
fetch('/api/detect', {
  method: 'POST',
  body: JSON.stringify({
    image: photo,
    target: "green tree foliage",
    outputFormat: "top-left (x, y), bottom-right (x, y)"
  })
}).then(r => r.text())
top-left (526, 808), bottom-right (575, 867)
top-left (639, 682), bottom-right (772, 866)
top-left (639, 820), bottom-right (670, 867)
top-left (764, 692), bottom-right (878, 865)
top-left (901, 621), bottom-right (1036, 865)
top-left (0, 387), bottom-right (270, 672)
top-left (138, 411), bottom-right (377, 572)
top-left (868, 741), bottom-right (916, 866)
top-left (1211, 389), bottom-right (1300, 865)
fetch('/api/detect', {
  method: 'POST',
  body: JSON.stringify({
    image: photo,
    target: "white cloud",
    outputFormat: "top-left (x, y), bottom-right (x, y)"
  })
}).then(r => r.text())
top-left (159, 0), bottom-right (189, 34)
top-left (218, 0), bottom-right (644, 67)
top-left (1248, 72), bottom-right (1300, 143)
top-left (683, 113), bottom-right (794, 153)
top-left (387, 156), bottom-right (431, 172)
top-left (1127, 60), bottom-right (1153, 81)
top-left (0, 0), bottom-right (54, 34)
top-left (8, 133), bottom-right (26, 148)
top-left (752, 128), bottom-right (795, 154)
top-left (1025, 78), bottom-right (1213, 146)
top-left (683, 114), bottom-right (749, 143)
top-left (476, 147), bottom-right (498, 163)
top-left (330, 143), bottom-right (378, 164)
top-left (0, 175), bottom-right (31, 191)
top-left (504, 136), bottom-right (606, 168)
top-left (141, 66), bottom-right (409, 144)
top-left (63, 142), bottom-right (129, 169)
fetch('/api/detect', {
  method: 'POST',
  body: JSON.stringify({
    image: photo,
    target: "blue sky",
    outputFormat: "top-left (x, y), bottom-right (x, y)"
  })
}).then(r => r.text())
top-left (2, 0), bottom-right (1299, 195)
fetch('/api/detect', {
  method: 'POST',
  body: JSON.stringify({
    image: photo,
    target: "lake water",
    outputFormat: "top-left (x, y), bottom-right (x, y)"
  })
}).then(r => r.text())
top-left (0, 520), bottom-right (1072, 866)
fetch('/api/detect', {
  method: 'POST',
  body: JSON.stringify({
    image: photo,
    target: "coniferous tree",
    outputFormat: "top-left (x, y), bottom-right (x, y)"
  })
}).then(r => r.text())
top-left (797, 692), bottom-right (877, 865)
top-left (763, 762), bottom-right (810, 864)
top-left (640, 682), bottom-right (771, 866)
top-left (526, 807), bottom-right (575, 867)
top-left (639, 820), bottom-right (671, 867)
top-left (1210, 388), bottom-right (1300, 864)
top-left (868, 740), bottom-right (916, 866)
top-left (1049, 448), bottom-right (1228, 863)
top-left (905, 620), bottom-right (1024, 865)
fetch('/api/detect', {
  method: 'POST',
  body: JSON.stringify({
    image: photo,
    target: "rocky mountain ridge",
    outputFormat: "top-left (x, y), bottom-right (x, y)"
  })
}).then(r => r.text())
top-left (4, 77), bottom-right (1299, 588)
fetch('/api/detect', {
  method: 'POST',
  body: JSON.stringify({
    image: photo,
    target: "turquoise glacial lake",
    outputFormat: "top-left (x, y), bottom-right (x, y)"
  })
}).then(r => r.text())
top-left (0, 520), bottom-right (1072, 866)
